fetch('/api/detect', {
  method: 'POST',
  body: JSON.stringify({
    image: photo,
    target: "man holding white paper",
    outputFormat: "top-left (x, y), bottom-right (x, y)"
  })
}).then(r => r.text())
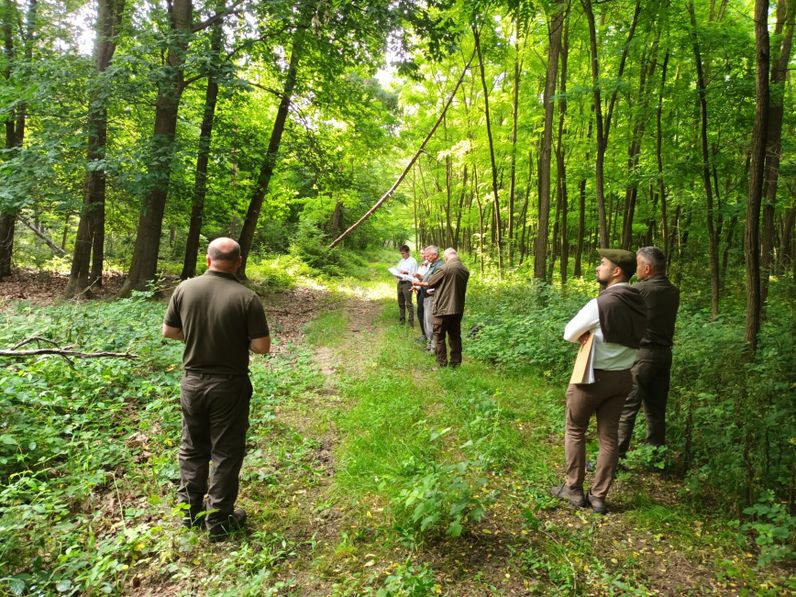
top-left (551, 249), bottom-right (646, 514)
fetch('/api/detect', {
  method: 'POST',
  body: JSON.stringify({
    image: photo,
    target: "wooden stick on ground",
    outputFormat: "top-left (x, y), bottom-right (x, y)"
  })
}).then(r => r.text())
top-left (0, 348), bottom-right (137, 359)
top-left (328, 49), bottom-right (476, 249)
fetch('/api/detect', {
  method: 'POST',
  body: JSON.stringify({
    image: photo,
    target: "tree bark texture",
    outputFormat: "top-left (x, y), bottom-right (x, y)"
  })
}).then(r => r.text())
top-left (760, 0), bottom-right (794, 304)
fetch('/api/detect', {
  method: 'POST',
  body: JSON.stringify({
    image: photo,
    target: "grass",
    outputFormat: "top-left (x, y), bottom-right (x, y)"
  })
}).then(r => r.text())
top-left (1, 260), bottom-right (793, 595)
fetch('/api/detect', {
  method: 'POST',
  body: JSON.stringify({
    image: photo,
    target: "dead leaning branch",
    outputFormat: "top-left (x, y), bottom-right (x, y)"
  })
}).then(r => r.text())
top-left (328, 49), bottom-right (476, 249)
top-left (1, 336), bottom-right (136, 367)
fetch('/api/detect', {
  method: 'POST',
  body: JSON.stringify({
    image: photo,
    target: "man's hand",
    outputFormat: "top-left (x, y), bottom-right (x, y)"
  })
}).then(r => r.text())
top-left (578, 332), bottom-right (591, 345)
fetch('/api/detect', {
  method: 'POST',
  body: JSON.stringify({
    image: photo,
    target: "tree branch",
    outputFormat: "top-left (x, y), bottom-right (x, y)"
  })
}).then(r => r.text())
top-left (328, 49), bottom-right (477, 249)
top-left (0, 348), bottom-right (137, 359)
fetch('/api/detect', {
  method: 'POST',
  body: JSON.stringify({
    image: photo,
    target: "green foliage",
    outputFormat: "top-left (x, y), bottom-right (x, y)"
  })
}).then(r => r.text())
top-left (668, 293), bottom-right (796, 508)
top-left (377, 561), bottom-right (438, 596)
top-left (289, 219), bottom-right (345, 274)
top-left (466, 277), bottom-right (592, 377)
top-left (383, 428), bottom-right (496, 540)
top-left (741, 491), bottom-right (796, 567)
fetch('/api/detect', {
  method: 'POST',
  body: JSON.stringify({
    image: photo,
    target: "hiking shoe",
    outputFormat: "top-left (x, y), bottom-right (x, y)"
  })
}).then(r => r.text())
top-left (207, 508), bottom-right (247, 542)
top-left (587, 491), bottom-right (608, 515)
top-left (550, 483), bottom-right (587, 508)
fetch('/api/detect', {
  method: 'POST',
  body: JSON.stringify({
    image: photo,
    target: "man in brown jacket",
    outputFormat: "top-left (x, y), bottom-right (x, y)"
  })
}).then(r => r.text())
top-left (416, 248), bottom-right (470, 368)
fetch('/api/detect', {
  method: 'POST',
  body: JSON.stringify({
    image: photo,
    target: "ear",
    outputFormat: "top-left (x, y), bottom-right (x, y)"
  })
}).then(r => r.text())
top-left (206, 255), bottom-right (212, 267)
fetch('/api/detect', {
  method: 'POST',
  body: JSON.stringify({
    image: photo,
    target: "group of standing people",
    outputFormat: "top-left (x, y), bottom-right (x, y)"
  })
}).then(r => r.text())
top-left (553, 247), bottom-right (680, 514)
top-left (161, 239), bottom-right (677, 544)
top-left (393, 244), bottom-right (470, 368)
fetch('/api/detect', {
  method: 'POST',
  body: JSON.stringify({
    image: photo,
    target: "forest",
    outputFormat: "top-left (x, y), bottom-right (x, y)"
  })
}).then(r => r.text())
top-left (1, 0), bottom-right (794, 594)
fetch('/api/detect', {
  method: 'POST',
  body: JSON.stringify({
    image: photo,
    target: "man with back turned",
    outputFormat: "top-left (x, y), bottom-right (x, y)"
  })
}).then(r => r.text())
top-left (162, 237), bottom-right (270, 541)
top-left (617, 246), bottom-right (680, 460)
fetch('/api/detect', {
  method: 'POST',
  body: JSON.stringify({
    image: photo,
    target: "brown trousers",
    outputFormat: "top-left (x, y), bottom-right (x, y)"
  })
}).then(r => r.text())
top-left (433, 313), bottom-right (463, 367)
top-left (178, 372), bottom-right (252, 524)
top-left (565, 369), bottom-right (632, 498)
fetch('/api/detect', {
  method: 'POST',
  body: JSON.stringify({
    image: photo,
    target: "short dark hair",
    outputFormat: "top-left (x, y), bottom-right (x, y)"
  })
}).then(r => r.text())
top-left (399, 244), bottom-right (410, 253)
top-left (636, 246), bottom-right (666, 273)
top-left (208, 242), bottom-right (241, 262)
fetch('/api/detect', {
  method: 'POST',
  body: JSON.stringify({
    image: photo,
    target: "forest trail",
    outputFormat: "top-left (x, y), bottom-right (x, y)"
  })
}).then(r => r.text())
top-left (1, 273), bottom-right (789, 595)
top-left (233, 279), bottom-right (785, 595)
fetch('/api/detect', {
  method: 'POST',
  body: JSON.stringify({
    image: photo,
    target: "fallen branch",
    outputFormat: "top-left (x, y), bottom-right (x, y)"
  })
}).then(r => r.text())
top-left (0, 348), bottom-right (137, 359)
top-left (328, 49), bottom-right (476, 249)
top-left (18, 216), bottom-right (67, 256)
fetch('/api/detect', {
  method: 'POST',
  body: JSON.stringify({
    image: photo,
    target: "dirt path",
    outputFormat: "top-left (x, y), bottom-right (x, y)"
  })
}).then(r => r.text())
top-left (261, 289), bottom-right (387, 593)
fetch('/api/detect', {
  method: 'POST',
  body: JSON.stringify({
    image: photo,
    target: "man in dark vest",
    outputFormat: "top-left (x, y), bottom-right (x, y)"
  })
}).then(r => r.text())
top-left (415, 247), bottom-right (470, 368)
top-left (552, 249), bottom-right (646, 514)
top-left (162, 237), bottom-right (270, 540)
top-left (617, 246), bottom-right (680, 459)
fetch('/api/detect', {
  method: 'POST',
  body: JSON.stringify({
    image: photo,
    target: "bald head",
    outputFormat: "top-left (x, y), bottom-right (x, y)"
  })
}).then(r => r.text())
top-left (207, 237), bottom-right (242, 272)
top-left (443, 248), bottom-right (458, 261)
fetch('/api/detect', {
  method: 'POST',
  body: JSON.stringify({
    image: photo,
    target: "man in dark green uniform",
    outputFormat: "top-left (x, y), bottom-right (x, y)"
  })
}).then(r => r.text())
top-left (417, 248), bottom-right (470, 368)
top-left (162, 237), bottom-right (270, 540)
top-left (617, 246), bottom-right (680, 459)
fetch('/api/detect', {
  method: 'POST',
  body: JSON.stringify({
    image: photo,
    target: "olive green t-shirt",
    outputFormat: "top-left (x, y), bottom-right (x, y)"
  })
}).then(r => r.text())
top-left (164, 270), bottom-right (269, 376)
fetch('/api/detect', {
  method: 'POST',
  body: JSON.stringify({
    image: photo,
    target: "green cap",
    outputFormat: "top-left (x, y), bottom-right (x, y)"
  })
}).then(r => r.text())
top-left (597, 248), bottom-right (636, 278)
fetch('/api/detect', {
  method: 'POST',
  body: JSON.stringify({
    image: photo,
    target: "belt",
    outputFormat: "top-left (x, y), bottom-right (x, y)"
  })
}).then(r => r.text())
top-left (184, 371), bottom-right (247, 380)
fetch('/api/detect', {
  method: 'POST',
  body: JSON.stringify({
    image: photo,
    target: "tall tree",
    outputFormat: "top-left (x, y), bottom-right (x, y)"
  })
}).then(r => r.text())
top-left (181, 11), bottom-right (224, 280)
top-left (581, 0), bottom-right (641, 247)
top-left (760, 0), bottom-right (794, 304)
top-left (237, 1), bottom-right (312, 279)
top-left (472, 23), bottom-right (504, 274)
top-left (66, 0), bottom-right (126, 296)
top-left (534, 0), bottom-right (566, 280)
top-left (745, 0), bottom-right (770, 349)
top-left (0, 0), bottom-right (36, 278)
top-left (688, 0), bottom-right (721, 318)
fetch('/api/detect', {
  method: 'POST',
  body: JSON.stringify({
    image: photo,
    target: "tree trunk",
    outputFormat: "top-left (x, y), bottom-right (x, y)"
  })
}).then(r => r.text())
top-left (181, 16), bottom-right (223, 280)
top-left (237, 21), bottom-right (307, 278)
top-left (779, 204), bottom-right (795, 274)
top-left (119, 0), bottom-right (192, 296)
top-left (472, 24), bottom-right (503, 275)
top-left (508, 29), bottom-right (522, 267)
top-left (760, 0), bottom-right (794, 305)
top-left (656, 51), bottom-right (670, 257)
top-left (67, 0), bottom-right (125, 296)
top-left (744, 0), bottom-right (770, 350)
top-left (557, 15), bottom-right (570, 284)
top-left (688, 0), bottom-right (721, 318)
top-left (581, 0), bottom-right (640, 248)
top-left (534, 2), bottom-right (566, 280)
top-left (621, 40), bottom-right (658, 250)
top-left (0, 0), bottom-right (36, 278)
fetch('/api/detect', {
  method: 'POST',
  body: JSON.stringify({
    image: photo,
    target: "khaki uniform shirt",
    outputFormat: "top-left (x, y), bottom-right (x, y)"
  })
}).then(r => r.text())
top-left (426, 257), bottom-right (470, 316)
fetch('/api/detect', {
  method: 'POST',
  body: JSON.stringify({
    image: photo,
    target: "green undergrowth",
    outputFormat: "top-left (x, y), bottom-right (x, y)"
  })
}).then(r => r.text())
top-left (326, 278), bottom-right (793, 593)
top-left (0, 288), bottom-right (326, 595)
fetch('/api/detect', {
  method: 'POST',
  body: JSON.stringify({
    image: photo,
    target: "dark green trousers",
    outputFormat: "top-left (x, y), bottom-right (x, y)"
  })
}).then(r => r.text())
top-left (178, 372), bottom-right (252, 524)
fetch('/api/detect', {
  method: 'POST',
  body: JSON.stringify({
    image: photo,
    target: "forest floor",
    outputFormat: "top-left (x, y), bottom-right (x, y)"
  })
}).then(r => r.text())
top-left (0, 269), bottom-right (792, 595)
